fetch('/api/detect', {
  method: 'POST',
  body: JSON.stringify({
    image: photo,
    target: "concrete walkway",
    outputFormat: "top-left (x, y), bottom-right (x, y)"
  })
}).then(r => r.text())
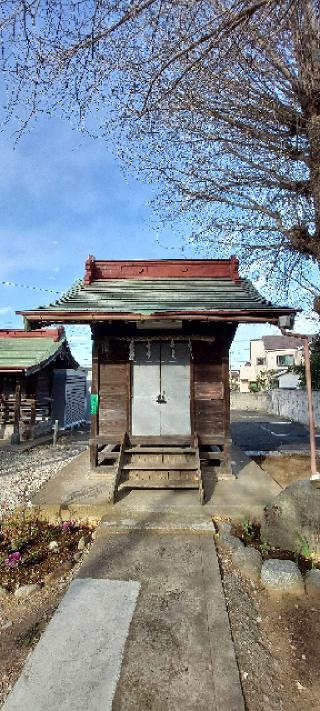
top-left (3, 515), bottom-right (245, 711)
top-left (79, 521), bottom-right (244, 710)
top-left (2, 579), bottom-right (140, 711)
top-left (8, 442), bottom-right (281, 708)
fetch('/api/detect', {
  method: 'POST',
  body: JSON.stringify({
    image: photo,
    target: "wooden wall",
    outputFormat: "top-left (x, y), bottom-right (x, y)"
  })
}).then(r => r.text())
top-left (96, 326), bottom-right (236, 445)
top-left (192, 341), bottom-right (225, 442)
top-left (99, 339), bottom-right (130, 439)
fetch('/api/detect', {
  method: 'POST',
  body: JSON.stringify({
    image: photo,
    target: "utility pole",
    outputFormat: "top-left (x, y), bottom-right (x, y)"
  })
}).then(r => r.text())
top-left (279, 319), bottom-right (320, 484)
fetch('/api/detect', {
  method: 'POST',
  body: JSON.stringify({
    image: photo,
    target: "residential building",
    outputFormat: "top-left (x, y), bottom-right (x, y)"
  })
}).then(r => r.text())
top-left (239, 335), bottom-right (307, 393)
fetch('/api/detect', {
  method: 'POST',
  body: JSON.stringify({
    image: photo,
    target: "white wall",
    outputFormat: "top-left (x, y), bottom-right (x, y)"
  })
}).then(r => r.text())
top-left (268, 389), bottom-right (320, 427)
top-left (231, 392), bottom-right (270, 412)
top-left (231, 390), bottom-right (320, 428)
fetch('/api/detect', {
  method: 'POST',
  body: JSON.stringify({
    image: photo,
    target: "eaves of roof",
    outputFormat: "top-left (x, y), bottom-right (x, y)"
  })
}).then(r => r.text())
top-left (18, 277), bottom-right (298, 327)
top-left (0, 337), bottom-right (78, 374)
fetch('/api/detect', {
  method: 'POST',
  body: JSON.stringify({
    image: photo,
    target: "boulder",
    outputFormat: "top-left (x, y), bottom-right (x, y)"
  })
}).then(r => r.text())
top-left (305, 569), bottom-right (320, 598)
top-left (48, 541), bottom-right (59, 552)
top-left (77, 534), bottom-right (91, 551)
top-left (216, 521), bottom-right (232, 536)
top-left (14, 583), bottom-right (41, 598)
top-left (261, 480), bottom-right (320, 556)
top-left (232, 547), bottom-right (262, 582)
top-left (0, 586), bottom-right (9, 599)
top-left (261, 559), bottom-right (304, 596)
top-left (218, 530), bottom-right (244, 556)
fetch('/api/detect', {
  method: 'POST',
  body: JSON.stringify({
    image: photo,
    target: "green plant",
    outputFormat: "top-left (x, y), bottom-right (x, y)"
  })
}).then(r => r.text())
top-left (242, 516), bottom-right (255, 544)
top-left (259, 536), bottom-right (271, 556)
top-left (295, 534), bottom-right (316, 567)
top-left (46, 528), bottom-right (57, 542)
top-left (248, 382), bottom-right (260, 393)
top-left (24, 551), bottom-right (43, 566)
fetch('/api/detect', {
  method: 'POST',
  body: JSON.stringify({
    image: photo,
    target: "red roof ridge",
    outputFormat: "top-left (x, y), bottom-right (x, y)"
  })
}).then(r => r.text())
top-left (83, 255), bottom-right (241, 284)
top-left (0, 327), bottom-right (64, 342)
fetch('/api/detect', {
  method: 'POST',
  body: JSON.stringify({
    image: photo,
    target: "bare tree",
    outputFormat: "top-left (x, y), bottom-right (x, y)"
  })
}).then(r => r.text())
top-left (0, 1), bottom-right (319, 301)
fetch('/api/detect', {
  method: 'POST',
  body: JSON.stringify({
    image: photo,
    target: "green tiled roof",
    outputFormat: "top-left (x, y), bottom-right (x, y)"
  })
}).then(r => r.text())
top-left (27, 277), bottom-right (289, 315)
top-left (0, 335), bottom-right (66, 372)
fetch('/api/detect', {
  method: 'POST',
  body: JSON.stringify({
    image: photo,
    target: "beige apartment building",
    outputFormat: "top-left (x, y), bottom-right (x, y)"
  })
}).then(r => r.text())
top-left (239, 335), bottom-right (306, 393)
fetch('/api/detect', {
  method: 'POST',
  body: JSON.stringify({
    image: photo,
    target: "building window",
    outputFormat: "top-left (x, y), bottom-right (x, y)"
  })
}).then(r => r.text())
top-left (256, 357), bottom-right (266, 366)
top-left (276, 354), bottom-right (294, 366)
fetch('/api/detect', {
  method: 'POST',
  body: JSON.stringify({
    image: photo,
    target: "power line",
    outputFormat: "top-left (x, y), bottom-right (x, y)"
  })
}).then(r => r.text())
top-left (1, 280), bottom-right (61, 294)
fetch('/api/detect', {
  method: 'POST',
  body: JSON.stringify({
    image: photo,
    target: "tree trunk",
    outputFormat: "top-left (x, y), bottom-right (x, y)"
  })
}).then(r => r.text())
top-left (307, 114), bottom-right (320, 260)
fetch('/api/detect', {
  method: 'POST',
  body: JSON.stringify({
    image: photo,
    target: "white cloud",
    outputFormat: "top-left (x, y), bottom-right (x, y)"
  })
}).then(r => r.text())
top-left (0, 306), bottom-right (12, 315)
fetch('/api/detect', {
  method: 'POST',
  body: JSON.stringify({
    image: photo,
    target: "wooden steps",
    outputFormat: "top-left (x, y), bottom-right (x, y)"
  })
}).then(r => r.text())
top-left (118, 479), bottom-right (199, 490)
top-left (125, 447), bottom-right (196, 454)
top-left (92, 434), bottom-right (208, 504)
top-left (200, 451), bottom-right (225, 461)
top-left (113, 434), bottom-right (205, 503)
top-left (122, 463), bottom-right (198, 471)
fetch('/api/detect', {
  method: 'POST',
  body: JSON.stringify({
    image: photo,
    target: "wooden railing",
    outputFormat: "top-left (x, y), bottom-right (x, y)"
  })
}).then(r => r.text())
top-left (0, 385), bottom-right (50, 441)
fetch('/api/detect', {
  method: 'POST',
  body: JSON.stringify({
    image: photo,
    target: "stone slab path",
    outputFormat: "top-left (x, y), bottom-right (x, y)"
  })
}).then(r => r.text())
top-left (2, 579), bottom-right (140, 711)
top-left (78, 521), bottom-right (244, 710)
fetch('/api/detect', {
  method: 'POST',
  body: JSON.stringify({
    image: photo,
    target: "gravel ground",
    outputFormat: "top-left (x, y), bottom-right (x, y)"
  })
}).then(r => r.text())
top-left (0, 440), bottom-right (88, 516)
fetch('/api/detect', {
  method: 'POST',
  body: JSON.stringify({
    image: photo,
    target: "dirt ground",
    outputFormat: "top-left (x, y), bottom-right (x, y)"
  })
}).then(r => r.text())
top-left (0, 565), bottom-right (74, 705)
top-left (0, 517), bottom-right (94, 707)
top-left (219, 554), bottom-right (320, 711)
top-left (253, 453), bottom-right (320, 489)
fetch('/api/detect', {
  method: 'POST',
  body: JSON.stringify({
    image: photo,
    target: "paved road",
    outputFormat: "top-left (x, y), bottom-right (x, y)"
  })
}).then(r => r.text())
top-left (231, 410), bottom-right (318, 453)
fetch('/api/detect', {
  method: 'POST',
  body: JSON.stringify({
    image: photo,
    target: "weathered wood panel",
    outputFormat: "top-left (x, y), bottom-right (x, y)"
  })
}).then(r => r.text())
top-left (193, 341), bottom-right (225, 440)
top-left (99, 339), bottom-right (130, 439)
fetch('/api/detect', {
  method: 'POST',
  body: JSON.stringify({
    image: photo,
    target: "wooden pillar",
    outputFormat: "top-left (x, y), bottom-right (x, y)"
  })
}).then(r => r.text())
top-left (12, 383), bottom-right (21, 445)
top-left (90, 337), bottom-right (99, 469)
top-left (30, 397), bottom-right (36, 438)
top-left (220, 354), bottom-right (233, 477)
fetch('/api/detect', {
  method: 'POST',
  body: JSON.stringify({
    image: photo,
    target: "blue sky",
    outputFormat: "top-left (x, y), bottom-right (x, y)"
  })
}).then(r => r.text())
top-left (0, 105), bottom-right (318, 367)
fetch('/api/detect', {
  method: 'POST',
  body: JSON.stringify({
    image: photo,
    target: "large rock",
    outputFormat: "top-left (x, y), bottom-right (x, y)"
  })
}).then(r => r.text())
top-left (232, 547), bottom-right (262, 582)
top-left (216, 521), bottom-right (232, 536)
top-left (218, 530), bottom-right (244, 555)
top-left (261, 480), bottom-right (320, 556)
top-left (261, 559), bottom-right (304, 595)
top-left (305, 569), bottom-right (320, 598)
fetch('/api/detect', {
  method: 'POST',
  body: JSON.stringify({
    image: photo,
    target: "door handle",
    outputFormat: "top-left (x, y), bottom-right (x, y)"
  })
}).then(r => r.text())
top-left (156, 393), bottom-right (167, 404)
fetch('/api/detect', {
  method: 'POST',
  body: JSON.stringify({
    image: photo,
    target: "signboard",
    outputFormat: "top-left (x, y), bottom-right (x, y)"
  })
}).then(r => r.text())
top-left (194, 382), bottom-right (224, 400)
top-left (90, 393), bottom-right (99, 415)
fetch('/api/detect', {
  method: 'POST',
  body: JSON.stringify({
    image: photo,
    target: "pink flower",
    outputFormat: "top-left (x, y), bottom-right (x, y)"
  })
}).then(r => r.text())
top-left (5, 551), bottom-right (21, 568)
top-left (61, 520), bottom-right (73, 532)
